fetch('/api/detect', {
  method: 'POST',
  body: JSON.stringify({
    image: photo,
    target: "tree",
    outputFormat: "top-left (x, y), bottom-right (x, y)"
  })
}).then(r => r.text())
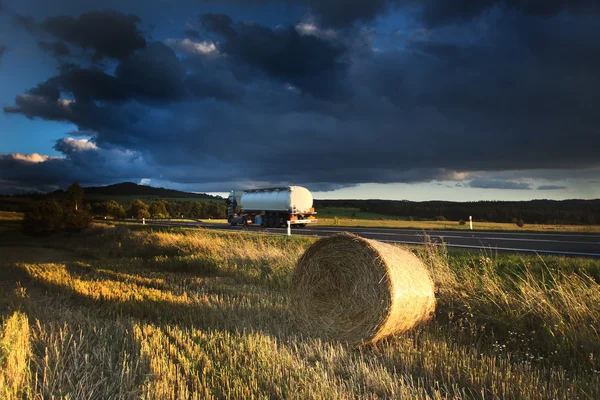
top-left (149, 200), bottom-right (170, 218)
top-left (128, 199), bottom-right (150, 219)
top-left (190, 202), bottom-right (203, 219)
top-left (66, 182), bottom-right (84, 211)
top-left (105, 200), bottom-right (126, 218)
top-left (22, 200), bottom-right (64, 235)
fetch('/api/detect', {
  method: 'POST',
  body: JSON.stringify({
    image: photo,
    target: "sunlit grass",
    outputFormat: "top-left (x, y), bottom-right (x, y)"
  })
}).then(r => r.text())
top-left (0, 224), bottom-right (599, 399)
top-left (0, 211), bottom-right (24, 221)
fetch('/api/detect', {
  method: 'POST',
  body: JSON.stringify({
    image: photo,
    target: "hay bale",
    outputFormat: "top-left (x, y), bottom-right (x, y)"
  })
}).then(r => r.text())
top-left (290, 233), bottom-right (435, 345)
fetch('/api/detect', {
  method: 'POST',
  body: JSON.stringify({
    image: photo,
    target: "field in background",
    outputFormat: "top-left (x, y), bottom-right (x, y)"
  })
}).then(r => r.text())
top-left (317, 208), bottom-right (600, 232)
top-left (317, 207), bottom-right (395, 220)
top-left (0, 217), bottom-right (599, 399)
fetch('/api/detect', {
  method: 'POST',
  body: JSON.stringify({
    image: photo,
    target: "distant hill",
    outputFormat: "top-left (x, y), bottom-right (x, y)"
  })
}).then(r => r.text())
top-left (83, 182), bottom-right (223, 201)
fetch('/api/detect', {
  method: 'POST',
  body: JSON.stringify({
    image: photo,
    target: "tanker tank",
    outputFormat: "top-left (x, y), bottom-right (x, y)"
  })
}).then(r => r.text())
top-left (227, 186), bottom-right (317, 227)
top-left (240, 186), bottom-right (313, 213)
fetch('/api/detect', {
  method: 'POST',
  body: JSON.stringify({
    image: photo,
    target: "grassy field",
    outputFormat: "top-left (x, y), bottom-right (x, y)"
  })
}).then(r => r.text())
top-left (317, 214), bottom-right (600, 232)
top-left (1, 214), bottom-right (599, 399)
top-left (317, 207), bottom-right (396, 220)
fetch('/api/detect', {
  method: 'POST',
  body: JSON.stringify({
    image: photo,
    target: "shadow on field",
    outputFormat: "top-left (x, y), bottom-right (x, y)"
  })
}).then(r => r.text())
top-left (5, 259), bottom-right (293, 338)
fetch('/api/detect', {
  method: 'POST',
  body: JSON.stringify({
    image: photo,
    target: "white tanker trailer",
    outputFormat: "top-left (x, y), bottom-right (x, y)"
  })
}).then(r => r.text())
top-left (226, 186), bottom-right (318, 228)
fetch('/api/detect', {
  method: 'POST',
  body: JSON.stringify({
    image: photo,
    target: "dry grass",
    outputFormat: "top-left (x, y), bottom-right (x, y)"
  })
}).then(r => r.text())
top-left (0, 211), bottom-right (25, 221)
top-left (0, 224), bottom-right (599, 399)
top-left (0, 312), bottom-right (32, 399)
top-left (291, 234), bottom-right (435, 345)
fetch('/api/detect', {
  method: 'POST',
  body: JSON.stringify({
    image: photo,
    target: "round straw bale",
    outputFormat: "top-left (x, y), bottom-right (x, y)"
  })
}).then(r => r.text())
top-left (290, 233), bottom-right (435, 345)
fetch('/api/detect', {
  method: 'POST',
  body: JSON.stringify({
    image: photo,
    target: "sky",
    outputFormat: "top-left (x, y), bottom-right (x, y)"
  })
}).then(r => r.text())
top-left (0, 0), bottom-right (599, 201)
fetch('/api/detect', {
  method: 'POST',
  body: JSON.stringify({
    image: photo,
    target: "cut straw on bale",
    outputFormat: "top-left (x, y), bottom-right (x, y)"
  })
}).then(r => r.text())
top-left (290, 233), bottom-right (436, 346)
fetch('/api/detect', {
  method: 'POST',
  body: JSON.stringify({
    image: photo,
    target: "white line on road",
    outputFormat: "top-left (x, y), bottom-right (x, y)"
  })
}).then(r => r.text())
top-left (287, 228), bottom-right (596, 245)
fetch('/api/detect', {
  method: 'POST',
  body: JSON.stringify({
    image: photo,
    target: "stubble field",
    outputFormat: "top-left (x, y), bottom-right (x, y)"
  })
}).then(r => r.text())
top-left (1, 215), bottom-right (599, 399)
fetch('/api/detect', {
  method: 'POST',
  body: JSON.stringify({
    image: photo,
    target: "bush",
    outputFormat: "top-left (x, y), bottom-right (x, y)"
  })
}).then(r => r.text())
top-left (459, 219), bottom-right (466, 225)
top-left (516, 219), bottom-right (525, 228)
top-left (435, 216), bottom-right (447, 221)
top-left (22, 200), bottom-right (93, 235)
top-left (64, 210), bottom-right (93, 232)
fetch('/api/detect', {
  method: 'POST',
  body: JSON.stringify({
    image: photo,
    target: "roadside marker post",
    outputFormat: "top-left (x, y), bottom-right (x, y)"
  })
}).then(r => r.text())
top-left (469, 216), bottom-right (473, 230)
top-left (287, 221), bottom-right (291, 236)
top-left (143, 217), bottom-right (145, 225)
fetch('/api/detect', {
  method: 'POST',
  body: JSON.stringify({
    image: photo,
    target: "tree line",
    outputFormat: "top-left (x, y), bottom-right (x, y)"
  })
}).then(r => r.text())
top-left (91, 199), bottom-right (227, 220)
top-left (315, 199), bottom-right (600, 225)
top-left (20, 182), bottom-right (228, 235)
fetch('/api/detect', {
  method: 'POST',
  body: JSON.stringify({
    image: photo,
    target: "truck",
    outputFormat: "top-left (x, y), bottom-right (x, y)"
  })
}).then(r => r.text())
top-left (226, 186), bottom-right (318, 228)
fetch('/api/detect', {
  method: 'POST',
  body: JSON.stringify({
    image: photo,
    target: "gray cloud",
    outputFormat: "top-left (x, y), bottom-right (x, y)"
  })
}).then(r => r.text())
top-left (467, 179), bottom-right (532, 190)
top-left (537, 185), bottom-right (568, 190)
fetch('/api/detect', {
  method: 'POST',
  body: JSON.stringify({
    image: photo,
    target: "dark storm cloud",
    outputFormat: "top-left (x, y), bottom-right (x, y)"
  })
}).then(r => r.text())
top-left (2, 3), bottom-right (600, 193)
top-left (419, 0), bottom-right (600, 26)
top-left (37, 40), bottom-right (70, 58)
top-left (5, 42), bottom-right (186, 111)
top-left (199, 13), bottom-right (348, 97)
top-left (57, 65), bottom-right (126, 102)
top-left (208, 0), bottom-right (400, 27)
top-left (199, 13), bottom-right (236, 38)
top-left (0, 144), bottom-right (150, 193)
top-left (40, 10), bottom-right (146, 60)
top-left (310, 0), bottom-right (389, 27)
top-left (185, 72), bottom-right (245, 101)
top-left (115, 42), bottom-right (186, 100)
top-left (216, 0), bottom-right (599, 27)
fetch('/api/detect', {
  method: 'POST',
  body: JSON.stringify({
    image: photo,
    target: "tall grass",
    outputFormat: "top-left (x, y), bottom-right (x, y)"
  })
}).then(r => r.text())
top-left (0, 224), bottom-right (599, 399)
top-left (0, 312), bottom-right (31, 399)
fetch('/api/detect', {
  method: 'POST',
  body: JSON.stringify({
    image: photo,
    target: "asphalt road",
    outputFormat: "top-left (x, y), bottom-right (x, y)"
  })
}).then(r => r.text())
top-left (139, 220), bottom-right (600, 258)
